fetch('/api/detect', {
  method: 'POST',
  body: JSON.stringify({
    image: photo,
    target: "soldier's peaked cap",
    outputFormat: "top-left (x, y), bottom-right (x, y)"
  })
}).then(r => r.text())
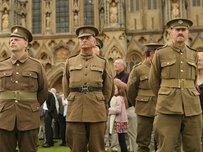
top-left (76, 25), bottom-right (99, 38)
top-left (166, 18), bottom-right (193, 29)
top-left (10, 25), bottom-right (33, 42)
top-left (144, 43), bottom-right (164, 52)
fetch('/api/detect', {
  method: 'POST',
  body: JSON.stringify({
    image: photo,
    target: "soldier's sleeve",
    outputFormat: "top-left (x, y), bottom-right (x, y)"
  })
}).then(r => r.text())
top-left (149, 52), bottom-right (161, 96)
top-left (127, 67), bottom-right (139, 106)
top-left (103, 60), bottom-right (114, 106)
top-left (37, 64), bottom-right (48, 105)
top-left (62, 60), bottom-right (70, 98)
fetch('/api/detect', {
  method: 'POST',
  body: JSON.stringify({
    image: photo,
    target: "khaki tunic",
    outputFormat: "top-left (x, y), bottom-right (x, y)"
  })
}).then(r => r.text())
top-left (0, 53), bottom-right (48, 131)
top-left (127, 60), bottom-right (156, 117)
top-left (149, 45), bottom-right (201, 116)
top-left (63, 53), bottom-right (113, 122)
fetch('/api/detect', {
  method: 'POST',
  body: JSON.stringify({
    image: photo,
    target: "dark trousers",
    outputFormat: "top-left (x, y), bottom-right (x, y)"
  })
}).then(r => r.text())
top-left (53, 116), bottom-right (60, 139)
top-left (0, 128), bottom-right (38, 152)
top-left (58, 113), bottom-right (66, 144)
top-left (137, 115), bottom-right (154, 152)
top-left (66, 122), bottom-right (106, 152)
top-left (118, 133), bottom-right (128, 152)
top-left (44, 110), bottom-right (54, 145)
top-left (154, 114), bottom-right (202, 152)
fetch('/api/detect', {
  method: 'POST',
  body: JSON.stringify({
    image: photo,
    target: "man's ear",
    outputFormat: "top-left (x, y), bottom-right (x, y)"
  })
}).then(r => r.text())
top-left (25, 40), bottom-right (28, 47)
top-left (24, 41), bottom-right (29, 50)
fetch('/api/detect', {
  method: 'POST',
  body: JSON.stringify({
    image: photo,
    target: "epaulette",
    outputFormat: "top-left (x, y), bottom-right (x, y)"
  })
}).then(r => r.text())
top-left (0, 56), bottom-right (10, 62)
top-left (186, 45), bottom-right (197, 52)
top-left (96, 54), bottom-right (106, 60)
top-left (68, 53), bottom-right (79, 59)
top-left (157, 44), bottom-right (168, 50)
top-left (29, 57), bottom-right (42, 64)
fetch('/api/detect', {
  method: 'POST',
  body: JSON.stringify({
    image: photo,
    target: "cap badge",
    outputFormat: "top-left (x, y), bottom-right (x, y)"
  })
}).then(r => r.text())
top-left (14, 28), bottom-right (18, 33)
top-left (178, 20), bottom-right (183, 24)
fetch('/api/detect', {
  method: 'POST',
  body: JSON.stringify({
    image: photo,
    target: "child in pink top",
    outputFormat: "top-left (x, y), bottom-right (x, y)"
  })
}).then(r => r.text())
top-left (108, 84), bottom-right (128, 152)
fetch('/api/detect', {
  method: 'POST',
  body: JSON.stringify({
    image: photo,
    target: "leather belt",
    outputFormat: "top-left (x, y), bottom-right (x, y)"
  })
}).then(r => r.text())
top-left (161, 79), bottom-right (195, 88)
top-left (0, 91), bottom-right (37, 101)
top-left (70, 85), bottom-right (102, 93)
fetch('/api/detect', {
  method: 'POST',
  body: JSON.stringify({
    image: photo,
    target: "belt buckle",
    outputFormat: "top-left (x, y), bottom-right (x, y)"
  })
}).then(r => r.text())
top-left (179, 79), bottom-right (185, 88)
top-left (81, 85), bottom-right (89, 93)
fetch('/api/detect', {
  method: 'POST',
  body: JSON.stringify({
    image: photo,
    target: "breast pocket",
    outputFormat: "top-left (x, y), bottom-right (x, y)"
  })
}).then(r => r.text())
top-left (186, 60), bottom-right (197, 80)
top-left (90, 66), bottom-right (103, 83)
top-left (69, 65), bottom-right (83, 83)
top-left (0, 71), bottom-right (13, 91)
top-left (21, 71), bottom-right (38, 91)
top-left (161, 60), bottom-right (176, 78)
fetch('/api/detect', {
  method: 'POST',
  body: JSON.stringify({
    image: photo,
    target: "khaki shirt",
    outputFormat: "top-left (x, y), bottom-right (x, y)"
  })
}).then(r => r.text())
top-left (63, 53), bottom-right (113, 122)
top-left (0, 53), bottom-right (48, 131)
top-left (149, 45), bottom-right (201, 116)
top-left (127, 60), bottom-right (156, 117)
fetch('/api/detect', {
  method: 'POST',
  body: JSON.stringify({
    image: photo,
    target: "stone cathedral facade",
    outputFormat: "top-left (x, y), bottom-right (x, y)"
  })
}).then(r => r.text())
top-left (0, 0), bottom-right (203, 92)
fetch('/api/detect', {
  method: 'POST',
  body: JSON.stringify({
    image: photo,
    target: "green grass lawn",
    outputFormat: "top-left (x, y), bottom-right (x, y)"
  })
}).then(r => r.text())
top-left (37, 139), bottom-right (113, 152)
top-left (38, 140), bottom-right (70, 152)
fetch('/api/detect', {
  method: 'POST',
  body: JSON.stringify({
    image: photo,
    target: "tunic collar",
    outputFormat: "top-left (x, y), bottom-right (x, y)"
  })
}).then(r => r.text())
top-left (10, 53), bottom-right (29, 64)
top-left (80, 52), bottom-right (94, 60)
top-left (170, 44), bottom-right (186, 53)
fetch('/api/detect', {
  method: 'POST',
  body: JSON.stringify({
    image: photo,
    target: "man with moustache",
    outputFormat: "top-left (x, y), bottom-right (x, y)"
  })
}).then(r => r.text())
top-left (63, 26), bottom-right (113, 152)
top-left (149, 19), bottom-right (202, 151)
top-left (0, 26), bottom-right (48, 152)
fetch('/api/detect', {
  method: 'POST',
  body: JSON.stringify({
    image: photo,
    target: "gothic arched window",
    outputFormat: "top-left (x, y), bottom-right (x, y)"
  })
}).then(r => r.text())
top-left (32, 0), bottom-right (41, 34)
top-left (84, 0), bottom-right (94, 25)
top-left (130, 0), bottom-right (139, 12)
top-left (56, 0), bottom-right (69, 33)
top-left (192, 0), bottom-right (201, 6)
top-left (148, 0), bottom-right (157, 9)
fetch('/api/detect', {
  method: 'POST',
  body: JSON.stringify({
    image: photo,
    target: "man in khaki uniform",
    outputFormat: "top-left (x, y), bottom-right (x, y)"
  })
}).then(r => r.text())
top-left (0, 26), bottom-right (48, 152)
top-left (149, 19), bottom-right (202, 152)
top-left (63, 26), bottom-right (113, 152)
top-left (127, 43), bottom-right (163, 152)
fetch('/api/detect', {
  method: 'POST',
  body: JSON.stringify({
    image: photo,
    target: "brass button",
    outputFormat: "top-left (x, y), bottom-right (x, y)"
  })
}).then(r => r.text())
top-left (16, 64), bottom-right (19, 66)
top-left (180, 70), bottom-right (183, 72)
top-left (15, 81), bottom-right (18, 83)
top-left (16, 72), bottom-right (19, 75)
top-left (15, 100), bottom-right (18, 103)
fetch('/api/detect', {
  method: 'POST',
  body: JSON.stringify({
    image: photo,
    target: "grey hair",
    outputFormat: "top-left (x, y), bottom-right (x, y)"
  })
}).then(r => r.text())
top-left (114, 58), bottom-right (126, 68)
